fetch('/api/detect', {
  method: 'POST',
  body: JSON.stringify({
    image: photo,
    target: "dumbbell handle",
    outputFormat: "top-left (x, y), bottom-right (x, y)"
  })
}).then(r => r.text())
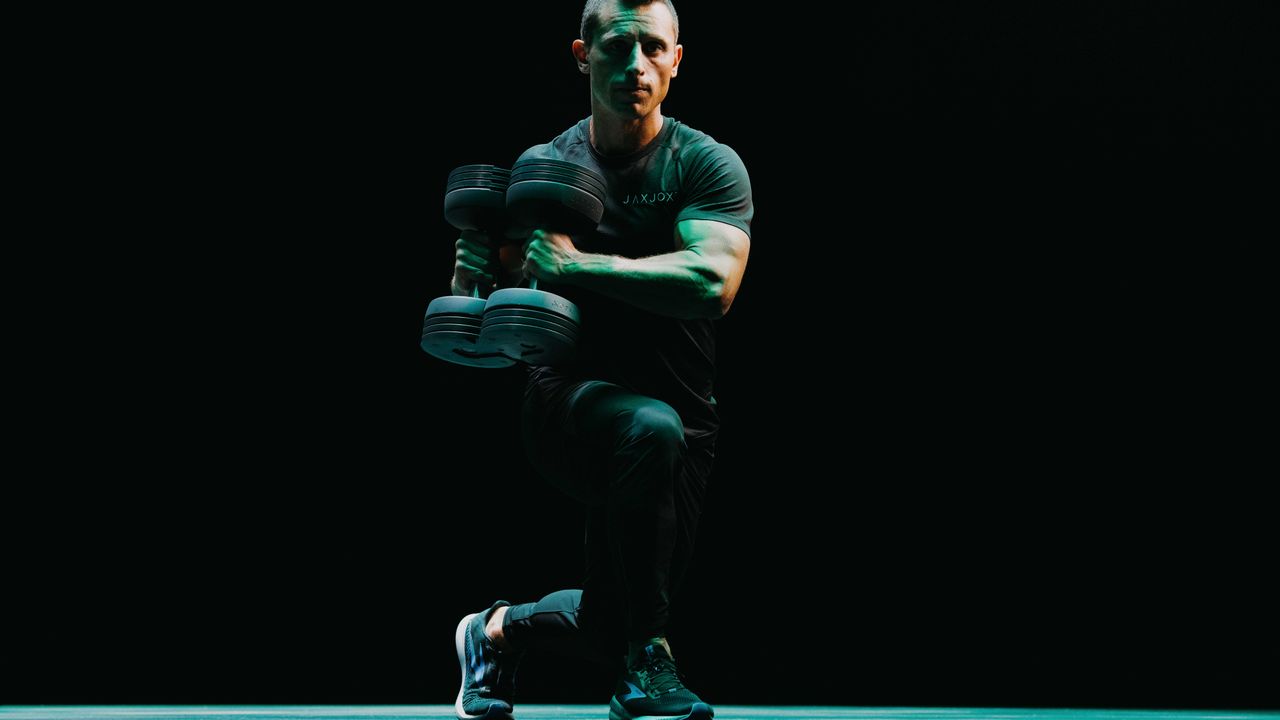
top-left (466, 239), bottom-right (534, 295)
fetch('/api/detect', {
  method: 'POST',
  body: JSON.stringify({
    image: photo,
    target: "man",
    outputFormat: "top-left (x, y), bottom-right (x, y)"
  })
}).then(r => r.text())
top-left (450, 2), bottom-right (751, 719)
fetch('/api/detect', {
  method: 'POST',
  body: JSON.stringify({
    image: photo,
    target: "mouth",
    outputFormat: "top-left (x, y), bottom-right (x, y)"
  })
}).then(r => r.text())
top-left (614, 86), bottom-right (649, 95)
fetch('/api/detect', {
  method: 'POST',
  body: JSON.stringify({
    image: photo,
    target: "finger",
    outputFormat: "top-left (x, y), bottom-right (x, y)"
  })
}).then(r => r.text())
top-left (457, 249), bottom-right (485, 266)
top-left (457, 238), bottom-right (493, 258)
top-left (457, 245), bottom-right (496, 267)
top-left (458, 266), bottom-right (495, 287)
top-left (522, 228), bottom-right (546, 253)
top-left (456, 246), bottom-right (492, 270)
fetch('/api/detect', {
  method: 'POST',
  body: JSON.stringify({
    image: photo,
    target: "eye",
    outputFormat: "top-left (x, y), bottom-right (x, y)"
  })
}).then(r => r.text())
top-left (645, 42), bottom-right (663, 54)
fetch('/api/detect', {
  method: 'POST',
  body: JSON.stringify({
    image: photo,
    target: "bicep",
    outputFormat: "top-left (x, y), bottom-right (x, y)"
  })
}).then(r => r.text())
top-left (675, 218), bottom-right (750, 285)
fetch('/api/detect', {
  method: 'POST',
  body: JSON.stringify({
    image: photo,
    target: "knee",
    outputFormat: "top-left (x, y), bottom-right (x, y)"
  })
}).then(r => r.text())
top-left (618, 402), bottom-right (686, 458)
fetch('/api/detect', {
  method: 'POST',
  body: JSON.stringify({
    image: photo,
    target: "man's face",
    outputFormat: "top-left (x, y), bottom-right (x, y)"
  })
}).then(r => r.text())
top-left (579, 2), bottom-right (682, 119)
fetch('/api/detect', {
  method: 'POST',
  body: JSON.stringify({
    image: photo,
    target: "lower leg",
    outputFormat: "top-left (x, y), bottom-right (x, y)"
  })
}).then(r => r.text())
top-left (486, 604), bottom-right (510, 651)
top-left (628, 635), bottom-right (672, 662)
top-left (618, 444), bottom-right (714, 663)
top-left (497, 588), bottom-right (624, 666)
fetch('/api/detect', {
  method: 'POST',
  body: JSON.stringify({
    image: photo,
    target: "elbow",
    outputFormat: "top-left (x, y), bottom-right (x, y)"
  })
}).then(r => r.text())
top-left (702, 281), bottom-right (735, 319)
top-left (690, 259), bottom-right (741, 319)
top-left (715, 286), bottom-right (736, 318)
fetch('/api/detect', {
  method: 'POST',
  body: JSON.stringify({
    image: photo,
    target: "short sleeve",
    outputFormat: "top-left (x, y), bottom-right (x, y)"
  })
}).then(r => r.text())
top-left (675, 143), bottom-right (753, 239)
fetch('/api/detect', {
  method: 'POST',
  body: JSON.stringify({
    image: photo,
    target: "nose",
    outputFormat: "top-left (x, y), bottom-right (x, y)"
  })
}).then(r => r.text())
top-left (623, 42), bottom-right (645, 78)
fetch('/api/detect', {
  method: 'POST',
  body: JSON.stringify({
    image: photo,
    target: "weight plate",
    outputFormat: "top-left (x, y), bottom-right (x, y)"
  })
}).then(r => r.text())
top-left (448, 168), bottom-right (511, 179)
top-left (423, 312), bottom-right (484, 325)
top-left (484, 288), bottom-right (581, 323)
top-left (448, 164), bottom-right (510, 180)
top-left (446, 178), bottom-right (511, 192)
top-left (444, 187), bottom-right (508, 231)
top-left (482, 314), bottom-right (580, 340)
top-left (480, 320), bottom-right (576, 343)
top-left (479, 322), bottom-right (577, 367)
top-left (450, 167), bottom-right (509, 179)
top-left (508, 174), bottom-right (607, 201)
top-left (425, 295), bottom-right (488, 318)
top-left (420, 329), bottom-right (516, 368)
top-left (506, 180), bottom-right (605, 233)
top-left (509, 167), bottom-right (607, 196)
top-left (482, 309), bottom-right (581, 335)
top-left (424, 314), bottom-right (483, 326)
top-left (511, 158), bottom-right (605, 187)
top-left (423, 321), bottom-right (486, 334)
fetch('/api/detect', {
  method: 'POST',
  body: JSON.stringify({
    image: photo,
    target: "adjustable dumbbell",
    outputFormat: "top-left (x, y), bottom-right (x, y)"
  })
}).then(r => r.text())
top-left (476, 158), bottom-right (608, 367)
top-left (420, 164), bottom-right (517, 368)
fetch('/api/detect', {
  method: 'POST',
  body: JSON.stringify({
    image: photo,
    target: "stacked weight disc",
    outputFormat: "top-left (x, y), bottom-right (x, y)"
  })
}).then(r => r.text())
top-left (420, 295), bottom-right (514, 368)
top-left (444, 164), bottom-right (510, 233)
top-left (477, 158), bottom-right (608, 367)
top-left (504, 158), bottom-right (607, 235)
top-left (478, 287), bottom-right (583, 367)
top-left (421, 165), bottom-right (516, 368)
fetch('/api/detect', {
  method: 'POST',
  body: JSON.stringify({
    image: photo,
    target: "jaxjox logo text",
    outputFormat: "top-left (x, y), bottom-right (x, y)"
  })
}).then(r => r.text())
top-left (622, 191), bottom-right (677, 206)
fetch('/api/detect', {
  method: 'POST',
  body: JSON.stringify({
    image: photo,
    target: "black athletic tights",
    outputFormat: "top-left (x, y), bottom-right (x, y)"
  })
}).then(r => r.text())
top-left (500, 371), bottom-right (714, 667)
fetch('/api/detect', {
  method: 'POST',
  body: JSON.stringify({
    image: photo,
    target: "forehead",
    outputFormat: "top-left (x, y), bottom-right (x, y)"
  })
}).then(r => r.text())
top-left (596, 3), bottom-right (676, 42)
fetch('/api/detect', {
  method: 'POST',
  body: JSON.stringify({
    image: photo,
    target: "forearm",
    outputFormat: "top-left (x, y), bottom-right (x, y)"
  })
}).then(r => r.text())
top-left (564, 250), bottom-right (725, 319)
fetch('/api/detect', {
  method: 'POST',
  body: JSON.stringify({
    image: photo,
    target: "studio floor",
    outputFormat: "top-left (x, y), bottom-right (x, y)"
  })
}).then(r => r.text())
top-left (1, 708), bottom-right (1275, 720)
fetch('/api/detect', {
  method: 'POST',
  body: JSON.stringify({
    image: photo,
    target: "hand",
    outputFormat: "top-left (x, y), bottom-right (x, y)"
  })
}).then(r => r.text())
top-left (451, 229), bottom-right (496, 295)
top-left (523, 229), bottom-right (580, 283)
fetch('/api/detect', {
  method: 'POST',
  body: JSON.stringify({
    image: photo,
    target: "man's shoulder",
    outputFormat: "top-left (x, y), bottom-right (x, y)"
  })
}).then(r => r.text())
top-left (516, 117), bottom-right (591, 163)
top-left (668, 118), bottom-right (716, 147)
top-left (668, 119), bottom-right (746, 167)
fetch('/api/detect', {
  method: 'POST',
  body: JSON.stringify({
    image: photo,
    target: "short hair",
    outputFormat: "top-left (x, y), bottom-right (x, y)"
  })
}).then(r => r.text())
top-left (580, 0), bottom-right (680, 47)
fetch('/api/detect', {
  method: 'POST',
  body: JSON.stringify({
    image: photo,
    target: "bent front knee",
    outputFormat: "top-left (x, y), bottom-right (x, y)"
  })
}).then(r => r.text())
top-left (620, 403), bottom-right (686, 456)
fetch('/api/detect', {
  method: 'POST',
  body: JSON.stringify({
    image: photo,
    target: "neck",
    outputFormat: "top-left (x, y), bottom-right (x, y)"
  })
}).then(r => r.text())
top-left (588, 110), bottom-right (665, 156)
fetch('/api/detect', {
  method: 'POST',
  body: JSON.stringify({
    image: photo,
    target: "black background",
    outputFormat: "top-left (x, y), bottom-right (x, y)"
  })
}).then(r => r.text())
top-left (5, 1), bottom-right (1274, 710)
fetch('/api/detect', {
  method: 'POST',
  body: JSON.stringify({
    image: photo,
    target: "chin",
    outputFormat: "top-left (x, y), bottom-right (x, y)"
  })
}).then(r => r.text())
top-left (614, 102), bottom-right (650, 118)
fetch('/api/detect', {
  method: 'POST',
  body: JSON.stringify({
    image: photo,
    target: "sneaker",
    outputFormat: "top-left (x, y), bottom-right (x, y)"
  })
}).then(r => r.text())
top-left (608, 639), bottom-right (713, 720)
top-left (454, 600), bottom-right (522, 720)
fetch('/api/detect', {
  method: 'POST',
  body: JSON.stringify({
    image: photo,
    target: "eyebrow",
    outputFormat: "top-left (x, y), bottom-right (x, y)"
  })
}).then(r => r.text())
top-left (601, 31), bottom-right (669, 45)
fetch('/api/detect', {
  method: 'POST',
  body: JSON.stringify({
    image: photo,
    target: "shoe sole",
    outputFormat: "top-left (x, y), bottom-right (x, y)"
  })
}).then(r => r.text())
top-left (607, 699), bottom-right (713, 720)
top-left (454, 612), bottom-right (515, 720)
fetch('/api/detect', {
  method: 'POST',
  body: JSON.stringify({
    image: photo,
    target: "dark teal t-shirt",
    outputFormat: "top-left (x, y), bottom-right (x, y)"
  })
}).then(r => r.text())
top-left (517, 116), bottom-right (753, 445)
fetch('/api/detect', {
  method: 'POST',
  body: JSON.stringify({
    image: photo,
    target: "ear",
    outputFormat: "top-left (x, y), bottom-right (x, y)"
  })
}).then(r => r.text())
top-left (671, 44), bottom-right (683, 77)
top-left (572, 39), bottom-right (590, 74)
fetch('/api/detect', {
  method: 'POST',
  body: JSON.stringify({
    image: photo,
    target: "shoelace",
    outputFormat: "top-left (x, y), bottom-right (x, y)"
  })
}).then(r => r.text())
top-left (635, 647), bottom-right (686, 695)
